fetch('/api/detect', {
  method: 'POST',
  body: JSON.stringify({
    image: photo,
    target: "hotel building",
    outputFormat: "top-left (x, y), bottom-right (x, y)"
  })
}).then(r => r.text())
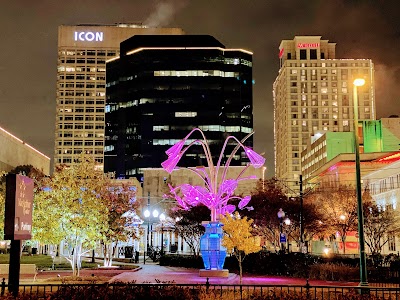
top-left (273, 36), bottom-right (375, 192)
top-left (104, 35), bottom-right (254, 180)
top-left (54, 24), bottom-right (184, 170)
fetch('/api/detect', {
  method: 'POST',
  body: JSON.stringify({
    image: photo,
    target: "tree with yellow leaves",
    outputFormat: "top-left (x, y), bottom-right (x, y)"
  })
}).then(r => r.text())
top-left (221, 212), bottom-right (261, 284)
top-left (98, 177), bottom-right (141, 267)
top-left (34, 156), bottom-right (108, 276)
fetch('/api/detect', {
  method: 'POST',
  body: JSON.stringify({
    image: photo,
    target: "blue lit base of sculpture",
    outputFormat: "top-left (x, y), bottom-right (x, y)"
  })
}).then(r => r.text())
top-left (199, 221), bottom-right (228, 277)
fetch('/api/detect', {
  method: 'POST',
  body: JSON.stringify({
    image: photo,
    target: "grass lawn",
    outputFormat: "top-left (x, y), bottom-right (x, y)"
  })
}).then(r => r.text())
top-left (0, 254), bottom-right (98, 270)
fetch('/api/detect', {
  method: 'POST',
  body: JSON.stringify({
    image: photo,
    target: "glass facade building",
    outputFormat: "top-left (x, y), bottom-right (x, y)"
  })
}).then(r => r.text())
top-left (104, 35), bottom-right (253, 179)
top-left (55, 24), bottom-right (184, 170)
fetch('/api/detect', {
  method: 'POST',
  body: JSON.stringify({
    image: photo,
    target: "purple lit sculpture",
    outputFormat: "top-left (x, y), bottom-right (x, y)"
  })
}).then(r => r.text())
top-left (162, 128), bottom-right (265, 271)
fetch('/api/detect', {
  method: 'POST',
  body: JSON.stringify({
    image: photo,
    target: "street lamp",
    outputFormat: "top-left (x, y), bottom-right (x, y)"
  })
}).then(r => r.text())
top-left (144, 209), bottom-right (151, 251)
top-left (159, 213), bottom-right (166, 256)
top-left (277, 208), bottom-right (286, 252)
top-left (144, 209), bottom-right (159, 248)
top-left (353, 78), bottom-right (368, 287)
top-left (284, 217), bottom-right (291, 253)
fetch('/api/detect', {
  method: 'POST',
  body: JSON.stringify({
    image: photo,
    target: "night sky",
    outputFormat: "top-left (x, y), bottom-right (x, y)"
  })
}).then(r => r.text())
top-left (0, 0), bottom-right (399, 176)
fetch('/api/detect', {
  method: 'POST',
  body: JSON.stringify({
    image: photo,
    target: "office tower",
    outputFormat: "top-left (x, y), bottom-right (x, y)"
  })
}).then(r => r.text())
top-left (273, 36), bottom-right (375, 192)
top-left (104, 35), bottom-right (253, 180)
top-left (55, 24), bottom-right (184, 170)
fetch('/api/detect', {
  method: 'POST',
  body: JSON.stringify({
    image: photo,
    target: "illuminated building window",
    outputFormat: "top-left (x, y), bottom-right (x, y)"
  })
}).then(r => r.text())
top-left (175, 112), bottom-right (197, 117)
top-left (153, 126), bottom-right (169, 131)
top-left (104, 145), bottom-right (114, 152)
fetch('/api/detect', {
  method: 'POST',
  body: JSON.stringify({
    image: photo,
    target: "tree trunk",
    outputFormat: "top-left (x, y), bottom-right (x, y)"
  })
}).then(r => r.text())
top-left (71, 242), bottom-right (82, 277)
top-left (341, 236), bottom-right (346, 254)
top-left (238, 252), bottom-right (243, 285)
top-left (103, 243), bottom-right (114, 267)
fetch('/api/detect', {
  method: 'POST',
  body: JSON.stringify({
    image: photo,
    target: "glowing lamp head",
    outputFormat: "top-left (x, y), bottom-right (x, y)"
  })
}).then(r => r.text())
top-left (152, 209), bottom-right (159, 218)
top-left (159, 213), bottom-right (166, 221)
top-left (244, 147), bottom-right (265, 168)
top-left (161, 154), bottom-right (181, 173)
top-left (143, 209), bottom-right (150, 218)
top-left (165, 140), bottom-right (185, 157)
top-left (353, 78), bottom-right (365, 87)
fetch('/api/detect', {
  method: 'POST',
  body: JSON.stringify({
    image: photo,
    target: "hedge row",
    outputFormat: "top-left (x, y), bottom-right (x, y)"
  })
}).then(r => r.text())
top-left (0, 285), bottom-right (389, 300)
top-left (160, 252), bottom-right (400, 282)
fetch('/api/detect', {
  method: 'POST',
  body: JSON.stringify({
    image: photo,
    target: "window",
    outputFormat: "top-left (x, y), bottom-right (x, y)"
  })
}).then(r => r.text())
top-left (389, 235), bottom-right (396, 251)
top-left (310, 49), bottom-right (317, 59)
top-left (300, 50), bottom-right (307, 60)
top-left (175, 112), bottom-right (197, 117)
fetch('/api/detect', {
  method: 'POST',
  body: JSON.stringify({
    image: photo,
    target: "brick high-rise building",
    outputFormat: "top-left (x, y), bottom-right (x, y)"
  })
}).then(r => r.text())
top-left (273, 36), bottom-right (375, 192)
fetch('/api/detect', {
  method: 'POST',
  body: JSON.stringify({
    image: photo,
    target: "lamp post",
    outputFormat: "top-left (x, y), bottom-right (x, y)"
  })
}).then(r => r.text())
top-left (152, 209), bottom-right (159, 248)
top-left (353, 78), bottom-right (368, 287)
top-left (143, 209), bottom-right (151, 252)
top-left (284, 217), bottom-right (291, 253)
top-left (277, 208), bottom-right (285, 252)
top-left (143, 209), bottom-right (159, 248)
top-left (159, 213), bottom-right (166, 256)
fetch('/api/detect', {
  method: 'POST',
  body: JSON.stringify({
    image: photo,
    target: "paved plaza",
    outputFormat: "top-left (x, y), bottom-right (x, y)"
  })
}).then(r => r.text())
top-left (109, 262), bottom-right (358, 286)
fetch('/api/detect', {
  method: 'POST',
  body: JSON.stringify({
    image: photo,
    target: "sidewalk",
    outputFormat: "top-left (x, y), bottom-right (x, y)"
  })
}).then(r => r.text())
top-left (109, 262), bottom-right (359, 286)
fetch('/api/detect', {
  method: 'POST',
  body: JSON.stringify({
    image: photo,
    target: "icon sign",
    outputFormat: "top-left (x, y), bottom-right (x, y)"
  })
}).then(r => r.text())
top-left (280, 233), bottom-right (287, 243)
top-left (74, 31), bottom-right (104, 42)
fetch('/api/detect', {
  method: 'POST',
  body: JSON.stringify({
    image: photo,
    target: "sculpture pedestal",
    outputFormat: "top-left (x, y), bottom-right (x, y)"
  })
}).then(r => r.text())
top-left (200, 221), bottom-right (227, 270)
top-left (199, 269), bottom-right (229, 277)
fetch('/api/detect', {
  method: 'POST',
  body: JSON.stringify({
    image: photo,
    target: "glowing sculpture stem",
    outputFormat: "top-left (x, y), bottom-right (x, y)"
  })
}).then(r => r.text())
top-left (162, 128), bottom-right (261, 223)
top-left (217, 132), bottom-right (254, 192)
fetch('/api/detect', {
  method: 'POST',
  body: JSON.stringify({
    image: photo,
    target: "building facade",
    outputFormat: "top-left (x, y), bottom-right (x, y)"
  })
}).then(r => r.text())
top-left (301, 118), bottom-right (400, 182)
top-left (273, 36), bottom-right (375, 192)
top-left (104, 35), bottom-right (254, 180)
top-left (0, 126), bottom-right (50, 175)
top-left (54, 24), bottom-right (184, 170)
top-left (362, 153), bottom-right (400, 255)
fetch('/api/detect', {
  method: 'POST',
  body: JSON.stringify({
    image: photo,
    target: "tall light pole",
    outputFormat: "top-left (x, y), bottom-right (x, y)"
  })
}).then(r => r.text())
top-left (284, 217), bottom-right (291, 253)
top-left (159, 213), bottom-right (166, 256)
top-left (353, 78), bottom-right (368, 287)
top-left (152, 209), bottom-right (159, 248)
top-left (299, 175), bottom-right (304, 253)
top-left (143, 209), bottom-right (150, 254)
top-left (277, 208), bottom-right (285, 252)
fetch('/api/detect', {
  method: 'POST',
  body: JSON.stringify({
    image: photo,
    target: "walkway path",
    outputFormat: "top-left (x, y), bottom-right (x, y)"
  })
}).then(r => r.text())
top-left (109, 263), bottom-right (358, 286)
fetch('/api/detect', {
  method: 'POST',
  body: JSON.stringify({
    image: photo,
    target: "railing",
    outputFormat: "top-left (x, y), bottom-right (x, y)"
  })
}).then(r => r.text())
top-left (2, 280), bottom-right (400, 300)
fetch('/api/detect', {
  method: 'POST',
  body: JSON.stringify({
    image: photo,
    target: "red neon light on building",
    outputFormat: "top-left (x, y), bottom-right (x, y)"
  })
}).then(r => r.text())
top-left (279, 48), bottom-right (284, 58)
top-left (297, 43), bottom-right (320, 48)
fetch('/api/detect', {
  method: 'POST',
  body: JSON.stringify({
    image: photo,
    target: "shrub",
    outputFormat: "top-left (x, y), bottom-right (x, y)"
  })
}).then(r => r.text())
top-left (308, 263), bottom-right (359, 281)
top-left (159, 254), bottom-right (204, 269)
top-left (0, 285), bottom-right (392, 300)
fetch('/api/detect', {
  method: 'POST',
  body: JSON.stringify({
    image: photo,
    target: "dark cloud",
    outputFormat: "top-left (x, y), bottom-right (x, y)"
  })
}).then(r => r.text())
top-left (0, 0), bottom-right (398, 177)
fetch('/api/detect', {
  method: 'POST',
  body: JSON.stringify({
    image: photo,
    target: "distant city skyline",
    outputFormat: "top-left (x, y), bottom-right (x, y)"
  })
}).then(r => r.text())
top-left (0, 1), bottom-right (399, 177)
